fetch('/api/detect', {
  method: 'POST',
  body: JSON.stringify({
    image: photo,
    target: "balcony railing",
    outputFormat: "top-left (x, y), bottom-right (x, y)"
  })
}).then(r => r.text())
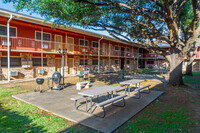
top-left (0, 36), bottom-right (59, 53)
top-left (0, 36), bottom-right (172, 59)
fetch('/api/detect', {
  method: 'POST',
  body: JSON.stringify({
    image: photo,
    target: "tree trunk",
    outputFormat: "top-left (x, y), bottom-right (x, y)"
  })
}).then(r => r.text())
top-left (166, 54), bottom-right (184, 86)
top-left (186, 62), bottom-right (193, 76)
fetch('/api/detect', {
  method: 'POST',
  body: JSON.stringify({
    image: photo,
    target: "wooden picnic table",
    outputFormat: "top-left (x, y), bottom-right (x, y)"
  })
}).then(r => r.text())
top-left (78, 85), bottom-right (121, 113)
top-left (120, 79), bottom-right (144, 96)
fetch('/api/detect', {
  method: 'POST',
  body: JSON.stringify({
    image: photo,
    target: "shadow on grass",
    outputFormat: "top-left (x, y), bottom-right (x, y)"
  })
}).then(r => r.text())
top-left (90, 72), bottom-right (168, 85)
top-left (0, 103), bottom-right (46, 133)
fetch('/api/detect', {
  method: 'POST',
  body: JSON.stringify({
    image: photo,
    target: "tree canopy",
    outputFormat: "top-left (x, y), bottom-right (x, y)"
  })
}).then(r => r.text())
top-left (4, 0), bottom-right (199, 55)
top-left (4, 0), bottom-right (200, 85)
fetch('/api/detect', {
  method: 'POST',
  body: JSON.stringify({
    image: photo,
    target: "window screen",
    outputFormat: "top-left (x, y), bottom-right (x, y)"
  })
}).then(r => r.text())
top-left (80, 39), bottom-right (88, 46)
top-left (32, 58), bottom-right (47, 66)
top-left (92, 42), bottom-right (98, 48)
top-left (36, 32), bottom-right (51, 41)
top-left (80, 59), bottom-right (88, 65)
top-left (147, 61), bottom-right (154, 64)
top-left (115, 60), bottom-right (119, 64)
top-left (126, 48), bottom-right (130, 52)
top-left (0, 25), bottom-right (17, 37)
top-left (126, 60), bottom-right (130, 64)
top-left (92, 59), bottom-right (98, 65)
top-left (115, 46), bottom-right (119, 50)
top-left (1, 57), bottom-right (21, 67)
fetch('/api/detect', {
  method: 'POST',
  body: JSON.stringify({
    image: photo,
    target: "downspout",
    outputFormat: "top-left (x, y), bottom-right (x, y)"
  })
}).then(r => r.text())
top-left (7, 14), bottom-right (13, 82)
top-left (98, 36), bottom-right (103, 73)
top-left (137, 48), bottom-right (140, 69)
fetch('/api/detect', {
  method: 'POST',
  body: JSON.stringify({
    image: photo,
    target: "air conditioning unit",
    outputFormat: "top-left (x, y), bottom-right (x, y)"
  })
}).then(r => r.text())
top-left (38, 69), bottom-right (44, 74)
top-left (2, 40), bottom-right (11, 46)
top-left (10, 71), bottom-right (18, 76)
top-left (42, 44), bottom-right (48, 49)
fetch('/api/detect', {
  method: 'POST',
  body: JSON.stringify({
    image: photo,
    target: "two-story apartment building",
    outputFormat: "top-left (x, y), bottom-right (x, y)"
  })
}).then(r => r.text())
top-left (0, 9), bottom-right (199, 80)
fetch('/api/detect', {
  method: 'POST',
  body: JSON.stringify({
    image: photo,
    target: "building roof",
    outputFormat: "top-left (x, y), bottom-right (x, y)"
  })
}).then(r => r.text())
top-left (0, 8), bottom-right (129, 45)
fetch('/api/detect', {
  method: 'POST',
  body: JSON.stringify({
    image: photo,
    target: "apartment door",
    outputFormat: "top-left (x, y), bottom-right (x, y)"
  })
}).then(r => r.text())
top-left (55, 59), bottom-right (62, 73)
top-left (103, 43), bottom-right (107, 55)
top-left (67, 58), bottom-right (74, 74)
top-left (121, 58), bottom-right (125, 69)
top-left (121, 47), bottom-right (125, 56)
top-left (55, 35), bottom-right (62, 52)
top-left (67, 37), bottom-right (74, 54)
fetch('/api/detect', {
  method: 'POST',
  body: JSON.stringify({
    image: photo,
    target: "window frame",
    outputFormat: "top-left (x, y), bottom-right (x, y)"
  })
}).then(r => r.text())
top-left (126, 60), bottom-right (130, 65)
top-left (92, 59), bottom-right (98, 65)
top-left (92, 41), bottom-right (98, 48)
top-left (79, 39), bottom-right (89, 47)
top-left (147, 61), bottom-right (154, 64)
top-left (115, 46), bottom-right (119, 51)
top-left (32, 58), bottom-right (48, 66)
top-left (1, 57), bottom-right (21, 67)
top-left (0, 24), bottom-right (17, 38)
top-left (80, 59), bottom-right (88, 65)
top-left (35, 31), bottom-right (51, 42)
top-left (126, 48), bottom-right (130, 52)
top-left (115, 60), bottom-right (119, 64)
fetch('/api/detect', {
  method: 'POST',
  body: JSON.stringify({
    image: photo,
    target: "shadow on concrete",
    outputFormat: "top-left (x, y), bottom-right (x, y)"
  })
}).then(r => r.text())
top-left (12, 80), bottom-right (164, 133)
top-left (0, 103), bottom-right (46, 132)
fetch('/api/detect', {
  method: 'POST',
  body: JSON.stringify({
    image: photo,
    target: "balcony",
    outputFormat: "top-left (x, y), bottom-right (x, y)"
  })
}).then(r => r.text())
top-left (0, 36), bottom-right (170, 59)
top-left (0, 36), bottom-right (60, 53)
top-left (138, 53), bottom-right (165, 59)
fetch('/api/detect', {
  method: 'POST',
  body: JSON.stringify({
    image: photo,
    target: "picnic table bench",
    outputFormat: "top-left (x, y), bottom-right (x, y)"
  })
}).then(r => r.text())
top-left (120, 79), bottom-right (151, 98)
top-left (71, 85), bottom-right (127, 118)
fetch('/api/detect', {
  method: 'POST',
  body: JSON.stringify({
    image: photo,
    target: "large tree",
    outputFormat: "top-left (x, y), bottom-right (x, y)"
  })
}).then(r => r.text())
top-left (4, 0), bottom-right (200, 86)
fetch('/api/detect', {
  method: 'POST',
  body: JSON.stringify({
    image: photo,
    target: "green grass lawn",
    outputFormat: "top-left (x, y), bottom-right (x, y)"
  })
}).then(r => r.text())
top-left (0, 73), bottom-right (199, 133)
top-left (183, 72), bottom-right (200, 84)
top-left (0, 85), bottom-right (90, 133)
top-left (117, 102), bottom-right (195, 133)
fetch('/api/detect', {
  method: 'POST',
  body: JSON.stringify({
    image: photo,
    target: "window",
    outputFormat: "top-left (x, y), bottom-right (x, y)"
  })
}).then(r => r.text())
top-left (1, 57), bottom-right (21, 67)
top-left (147, 61), bottom-right (154, 64)
top-left (92, 42), bottom-right (98, 48)
top-left (32, 58), bottom-right (47, 66)
top-left (0, 25), bottom-right (17, 37)
top-left (115, 46), bottom-right (119, 50)
top-left (115, 60), bottom-right (119, 64)
top-left (92, 59), bottom-right (98, 65)
top-left (126, 60), bottom-right (130, 64)
top-left (126, 48), bottom-right (130, 52)
top-left (35, 32), bottom-right (51, 41)
top-left (80, 59), bottom-right (88, 65)
top-left (79, 39), bottom-right (88, 46)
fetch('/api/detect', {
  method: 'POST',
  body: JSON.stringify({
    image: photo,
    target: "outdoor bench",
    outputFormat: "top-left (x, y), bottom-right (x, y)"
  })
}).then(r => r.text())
top-left (76, 81), bottom-right (90, 90)
top-left (134, 85), bottom-right (151, 98)
top-left (95, 94), bottom-right (127, 118)
top-left (70, 95), bottom-right (84, 110)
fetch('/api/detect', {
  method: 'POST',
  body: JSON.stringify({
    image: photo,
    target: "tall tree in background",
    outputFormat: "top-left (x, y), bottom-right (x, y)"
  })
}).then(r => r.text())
top-left (179, 1), bottom-right (199, 76)
top-left (4, 0), bottom-right (200, 86)
top-left (185, 42), bottom-right (198, 76)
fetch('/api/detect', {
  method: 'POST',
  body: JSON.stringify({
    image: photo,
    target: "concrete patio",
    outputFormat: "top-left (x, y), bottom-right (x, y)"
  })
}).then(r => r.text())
top-left (12, 83), bottom-right (163, 133)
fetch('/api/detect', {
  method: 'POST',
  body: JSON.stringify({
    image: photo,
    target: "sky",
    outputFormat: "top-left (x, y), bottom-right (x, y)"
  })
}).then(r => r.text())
top-left (0, 1), bottom-right (110, 37)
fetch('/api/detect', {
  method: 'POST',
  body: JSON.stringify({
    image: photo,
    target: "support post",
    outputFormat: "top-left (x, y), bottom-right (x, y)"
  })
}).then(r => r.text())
top-left (7, 14), bottom-right (13, 82)
top-left (98, 37), bottom-right (103, 73)
top-left (62, 51), bottom-right (64, 86)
